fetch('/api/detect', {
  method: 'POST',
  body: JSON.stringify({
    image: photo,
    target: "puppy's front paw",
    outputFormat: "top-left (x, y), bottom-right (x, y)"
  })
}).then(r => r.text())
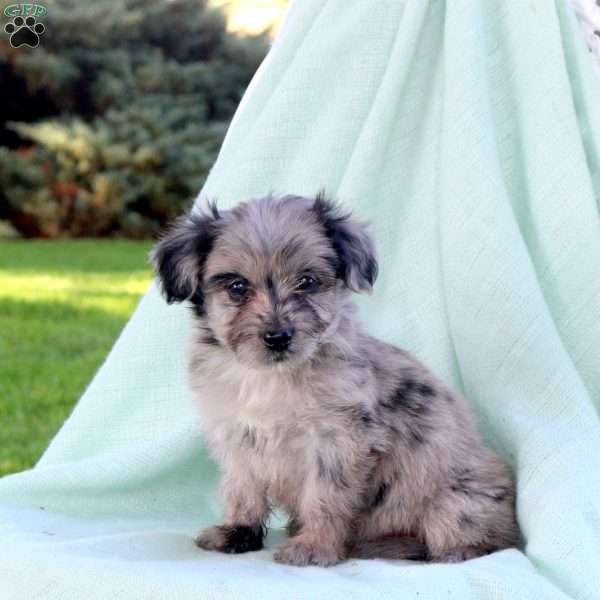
top-left (195, 524), bottom-right (264, 554)
top-left (273, 539), bottom-right (341, 567)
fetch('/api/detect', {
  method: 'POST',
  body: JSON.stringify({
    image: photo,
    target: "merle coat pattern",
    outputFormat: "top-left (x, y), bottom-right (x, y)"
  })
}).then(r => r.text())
top-left (152, 194), bottom-right (520, 566)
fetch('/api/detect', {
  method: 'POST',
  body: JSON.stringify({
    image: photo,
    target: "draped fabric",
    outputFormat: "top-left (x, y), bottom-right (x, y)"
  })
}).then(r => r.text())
top-left (1, 1), bottom-right (599, 598)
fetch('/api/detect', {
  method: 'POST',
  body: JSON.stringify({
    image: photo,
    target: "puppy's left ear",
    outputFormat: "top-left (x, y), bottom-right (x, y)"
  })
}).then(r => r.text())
top-left (312, 193), bottom-right (378, 293)
top-left (150, 204), bottom-right (220, 309)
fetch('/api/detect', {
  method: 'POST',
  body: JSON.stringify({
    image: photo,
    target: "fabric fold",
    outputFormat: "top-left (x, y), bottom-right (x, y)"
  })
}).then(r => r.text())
top-left (1, 1), bottom-right (599, 598)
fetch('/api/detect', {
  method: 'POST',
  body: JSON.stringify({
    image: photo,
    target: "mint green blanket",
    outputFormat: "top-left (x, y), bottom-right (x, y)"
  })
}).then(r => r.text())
top-left (1, 1), bottom-right (600, 598)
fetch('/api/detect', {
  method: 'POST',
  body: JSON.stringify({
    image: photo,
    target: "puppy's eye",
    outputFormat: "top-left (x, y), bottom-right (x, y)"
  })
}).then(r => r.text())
top-left (228, 279), bottom-right (248, 299)
top-left (296, 275), bottom-right (319, 293)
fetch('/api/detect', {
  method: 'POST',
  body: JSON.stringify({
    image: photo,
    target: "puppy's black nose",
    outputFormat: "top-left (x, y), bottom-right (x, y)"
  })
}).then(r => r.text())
top-left (263, 328), bottom-right (294, 352)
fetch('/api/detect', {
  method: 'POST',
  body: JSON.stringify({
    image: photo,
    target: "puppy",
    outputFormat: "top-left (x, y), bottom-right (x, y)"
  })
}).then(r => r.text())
top-left (152, 193), bottom-right (520, 566)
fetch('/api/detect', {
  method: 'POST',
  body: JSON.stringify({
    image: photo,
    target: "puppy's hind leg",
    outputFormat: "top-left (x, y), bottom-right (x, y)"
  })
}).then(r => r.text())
top-left (422, 460), bottom-right (519, 563)
top-left (347, 536), bottom-right (428, 560)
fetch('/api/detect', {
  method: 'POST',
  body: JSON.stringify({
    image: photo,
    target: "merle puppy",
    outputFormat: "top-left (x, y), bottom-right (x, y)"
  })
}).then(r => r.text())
top-left (152, 193), bottom-right (520, 566)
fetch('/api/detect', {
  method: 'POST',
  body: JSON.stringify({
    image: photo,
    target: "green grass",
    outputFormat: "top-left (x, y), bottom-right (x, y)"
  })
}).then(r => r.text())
top-left (0, 240), bottom-right (153, 477)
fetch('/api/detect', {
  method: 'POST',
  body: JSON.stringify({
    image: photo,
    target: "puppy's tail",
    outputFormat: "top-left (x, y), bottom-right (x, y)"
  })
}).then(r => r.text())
top-left (347, 536), bottom-right (428, 560)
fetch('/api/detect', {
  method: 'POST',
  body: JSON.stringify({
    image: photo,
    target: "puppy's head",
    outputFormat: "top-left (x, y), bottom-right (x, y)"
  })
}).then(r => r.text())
top-left (152, 193), bottom-right (377, 368)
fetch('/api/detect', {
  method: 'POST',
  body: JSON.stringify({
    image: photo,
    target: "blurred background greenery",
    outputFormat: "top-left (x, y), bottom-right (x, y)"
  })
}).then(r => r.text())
top-left (1, 0), bottom-right (287, 238)
top-left (0, 0), bottom-right (287, 475)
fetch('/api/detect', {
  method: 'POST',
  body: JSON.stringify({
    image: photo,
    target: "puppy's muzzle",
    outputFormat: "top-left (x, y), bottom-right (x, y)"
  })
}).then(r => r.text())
top-left (263, 328), bottom-right (295, 352)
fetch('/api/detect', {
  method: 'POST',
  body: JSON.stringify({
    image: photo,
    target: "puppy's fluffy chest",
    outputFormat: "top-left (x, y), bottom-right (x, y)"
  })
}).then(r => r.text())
top-left (190, 350), bottom-right (362, 498)
top-left (192, 359), bottom-right (335, 442)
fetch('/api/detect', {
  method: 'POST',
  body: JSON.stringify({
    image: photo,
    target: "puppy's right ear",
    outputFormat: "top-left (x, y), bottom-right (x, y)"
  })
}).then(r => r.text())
top-left (150, 205), bottom-right (220, 308)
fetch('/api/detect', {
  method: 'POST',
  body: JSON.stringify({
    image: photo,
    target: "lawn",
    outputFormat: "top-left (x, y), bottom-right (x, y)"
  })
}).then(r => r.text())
top-left (0, 240), bottom-right (153, 477)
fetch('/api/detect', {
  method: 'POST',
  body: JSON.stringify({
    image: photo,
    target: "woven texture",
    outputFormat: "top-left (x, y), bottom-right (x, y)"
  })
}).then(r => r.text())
top-left (1, 1), bottom-right (600, 598)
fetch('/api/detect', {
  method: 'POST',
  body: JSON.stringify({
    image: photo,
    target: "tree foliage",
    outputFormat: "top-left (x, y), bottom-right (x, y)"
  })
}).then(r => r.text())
top-left (0, 0), bottom-right (268, 237)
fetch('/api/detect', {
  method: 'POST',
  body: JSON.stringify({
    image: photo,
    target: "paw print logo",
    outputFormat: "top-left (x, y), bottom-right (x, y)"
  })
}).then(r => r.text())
top-left (4, 15), bottom-right (45, 48)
